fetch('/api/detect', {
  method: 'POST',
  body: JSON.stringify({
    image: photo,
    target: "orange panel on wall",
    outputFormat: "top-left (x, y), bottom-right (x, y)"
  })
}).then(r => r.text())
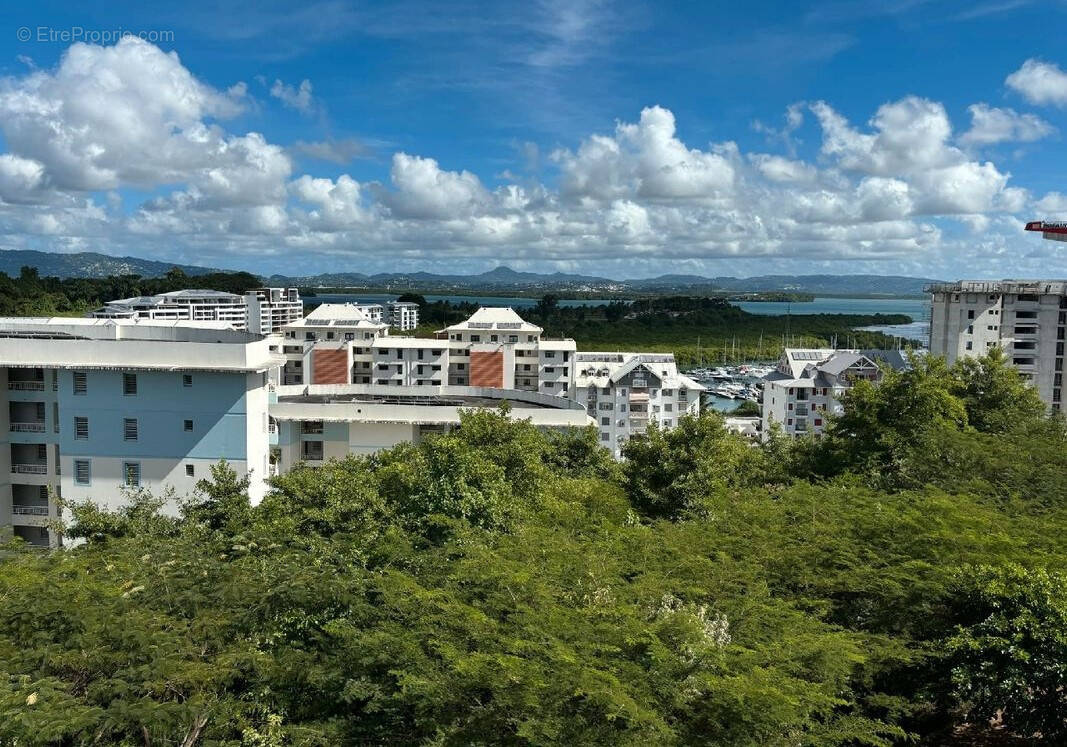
top-left (470, 351), bottom-right (504, 388)
top-left (312, 349), bottom-right (349, 384)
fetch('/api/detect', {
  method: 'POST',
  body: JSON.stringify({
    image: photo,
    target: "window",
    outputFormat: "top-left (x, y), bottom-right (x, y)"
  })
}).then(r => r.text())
top-left (600, 431), bottom-right (609, 441)
top-left (184, 419), bottom-right (194, 432)
top-left (73, 371), bottom-right (87, 395)
top-left (124, 462), bottom-right (140, 487)
top-left (123, 373), bottom-right (137, 395)
top-left (183, 374), bottom-right (193, 387)
top-left (601, 416), bottom-right (610, 425)
top-left (123, 418), bottom-right (138, 441)
top-left (186, 464), bottom-right (195, 477)
top-left (74, 416), bottom-right (89, 440)
top-left (967, 309), bottom-right (975, 319)
top-left (470, 335), bottom-right (480, 343)
top-left (74, 459), bottom-right (90, 485)
top-left (418, 349), bottom-right (424, 360)
top-left (965, 341), bottom-right (973, 350)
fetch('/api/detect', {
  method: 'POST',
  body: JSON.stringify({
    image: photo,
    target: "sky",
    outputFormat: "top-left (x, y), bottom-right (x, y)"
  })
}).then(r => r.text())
top-left (0, 1), bottom-right (1066, 280)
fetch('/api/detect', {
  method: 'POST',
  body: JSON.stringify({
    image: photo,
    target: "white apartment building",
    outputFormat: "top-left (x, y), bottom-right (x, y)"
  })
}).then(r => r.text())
top-left (245, 288), bottom-right (304, 334)
top-left (439, 307), bottom-right (576, 395)
top-left (761, 348), bottom-right (909, 439)
top-left (90, 287), bottom-right (304, 334)
top-left (279, 304), bottom-right (389, 386)
top-left (572, 353), bottom-right (705, 457)
top-left (388, 302), bottom-right (420, 331)
top-left (0, 318), bottom-right (281, 547)
top-left (0, 305), bottom-right (709, 545)
top-left (349, 301), bottom-right (419, 331)
top-left (270, 385), bottom-right (590, 471)
top-left (928, 280), bottom-right (1067, 411)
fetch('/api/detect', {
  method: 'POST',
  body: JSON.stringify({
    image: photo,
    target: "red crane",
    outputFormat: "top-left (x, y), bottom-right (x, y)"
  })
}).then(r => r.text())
top-left (1025, 221), bottom-right (1067, 242)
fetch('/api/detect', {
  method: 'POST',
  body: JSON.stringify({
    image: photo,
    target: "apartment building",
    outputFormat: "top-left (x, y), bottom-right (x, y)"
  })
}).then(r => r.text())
top-left (350, 301), bottom-right (419, 331)
top-left (928, 280), bottom-right (1067, 410)
top-left (572, 353), bottom-right (705, 457)
top-left (279, 304), bottom-right (389, 386)
top-left (0, 318), bottom-right (281, 546)
top-left (245, 287), bottom-right (304, 333)
top-left (761, 348), bottom-right (908, 438)
top-left (439, 307), bottom-right (576, 395)
top-left (270, 384), bottom-right (590, 470)
top-left (90, 287), bottom-right (304, 334)
top-left (388, 302), bottom-right (419, 331)
top-left (89, 289), bottom-right (249, 328)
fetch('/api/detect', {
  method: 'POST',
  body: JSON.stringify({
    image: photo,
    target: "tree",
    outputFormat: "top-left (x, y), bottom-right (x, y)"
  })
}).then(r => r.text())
top-left (942, 564), bottom-right (1067, 740)
top-left (951, 348), bottom-right (1047, 434)
top-left (623, 411), bottom-right (768, 519)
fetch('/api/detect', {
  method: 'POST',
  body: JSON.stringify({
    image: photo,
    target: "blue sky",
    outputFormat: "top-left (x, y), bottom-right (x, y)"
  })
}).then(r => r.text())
top-left (0, 0), bottom-right (1065, 279)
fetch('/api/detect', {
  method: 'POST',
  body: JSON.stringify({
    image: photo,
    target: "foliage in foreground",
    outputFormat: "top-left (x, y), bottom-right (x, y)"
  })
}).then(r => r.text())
top-left (0, 352), bottom-right (1065, 745)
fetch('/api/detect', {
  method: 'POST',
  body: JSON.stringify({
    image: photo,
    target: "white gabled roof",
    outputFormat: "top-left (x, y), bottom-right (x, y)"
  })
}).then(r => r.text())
top-left (572, 352), bottom-right (705, 391)
top-left (290, 303), bottom-right (387, 329)
top-left (444, 307), bottom-right (542, 333)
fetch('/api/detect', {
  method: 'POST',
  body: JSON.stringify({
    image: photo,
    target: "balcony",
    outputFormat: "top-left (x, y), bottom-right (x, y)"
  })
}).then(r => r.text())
top-left (11, 464), bottom-right (47, 475)
top-left (13, 505), bottom-right (49, 517)
top-left (7, 381), bottom-right (44, 391)
top-left (10, 422), bottom-right (45, 433)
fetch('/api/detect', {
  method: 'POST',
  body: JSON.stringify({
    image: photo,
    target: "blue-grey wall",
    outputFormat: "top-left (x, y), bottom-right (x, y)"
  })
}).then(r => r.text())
top-left (58, 369), bottom-right (250, 460)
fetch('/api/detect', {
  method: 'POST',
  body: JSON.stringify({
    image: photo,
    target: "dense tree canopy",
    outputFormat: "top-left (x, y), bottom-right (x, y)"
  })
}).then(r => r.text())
top-left (0, 350), bottom-right (1064, 744)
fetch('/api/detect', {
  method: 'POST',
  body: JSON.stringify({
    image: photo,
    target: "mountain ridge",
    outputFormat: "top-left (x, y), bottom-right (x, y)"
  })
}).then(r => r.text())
top-left (0, 249), bottom-right (943, 296)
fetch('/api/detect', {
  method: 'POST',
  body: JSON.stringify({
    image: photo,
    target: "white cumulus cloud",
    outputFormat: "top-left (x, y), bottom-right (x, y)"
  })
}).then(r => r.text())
top-left (1006, 59), bottom-right (1067, 106)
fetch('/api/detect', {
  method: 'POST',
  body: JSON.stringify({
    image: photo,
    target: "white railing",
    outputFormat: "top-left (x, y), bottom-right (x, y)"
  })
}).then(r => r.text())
top-left (8, 381), bottom-right (44, 391)
top-left (11, 464), bottom-right (47, 474)
top-left (13, 505), bottom-right (48, 516)
top-left (10, 422), bottom-right (46, 432)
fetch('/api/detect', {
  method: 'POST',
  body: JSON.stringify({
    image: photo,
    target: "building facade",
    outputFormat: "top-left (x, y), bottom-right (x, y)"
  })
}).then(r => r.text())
top-left (1, 305), bottom-right (704, 545)
top-left (90, 287), bottom-right (304, 334)
top-left (0, 318), bottom-right (281, 547)
top-left (572, 353), bottom-right (705, 457)
top-left (245, 288), bottom-right (304, 334)
top-left (279, 304), bottom-right (389, 386)
top-left (761, 348), bottom-right (908, 439)
top-left (928, 280), bottom-right (1066, 410)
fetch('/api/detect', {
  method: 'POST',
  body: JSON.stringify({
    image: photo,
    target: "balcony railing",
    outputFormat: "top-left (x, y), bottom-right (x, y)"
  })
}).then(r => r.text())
top-left (13, 505), bottom-right (49, 516)
top-left (8, 381), bottom-right (44, 391)
top-left (11, 464), bottom-right (47, 474)
top-left (10, 422), bottom-right (46, 432)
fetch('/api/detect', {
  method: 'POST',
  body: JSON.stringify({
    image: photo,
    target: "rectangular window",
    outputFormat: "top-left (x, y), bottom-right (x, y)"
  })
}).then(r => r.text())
top-left (183, 374), bottom-right (193, 387)
top-left (184, 419), bottom-right (194, 432)
top-left (74, 459), bottom-right (90, 485)
top-left (123, 418), bottom-right (138, 441)
top-left (124, 462), bottom-right (140, 487)
top-left (186, 464), bottom-right (195, 477)
top-left (74, 416), bottom-right (88, 440)
top-left (73, 371), bottom-right (87, 395)
top-left (123, 373), bottom-right (137, 395)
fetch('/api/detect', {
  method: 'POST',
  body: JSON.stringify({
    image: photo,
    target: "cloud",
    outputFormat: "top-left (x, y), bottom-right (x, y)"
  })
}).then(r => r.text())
top-left (0, 37), bottom-right (1050, 278)
top-left (1006, 59), bottom-right (1067, 106)
top-left (958, 103), bottom-right (1055, 146)
top-left (270, 78), bottom-right (315, 113)
top-left (290, 138), bottom-right (372, 164)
